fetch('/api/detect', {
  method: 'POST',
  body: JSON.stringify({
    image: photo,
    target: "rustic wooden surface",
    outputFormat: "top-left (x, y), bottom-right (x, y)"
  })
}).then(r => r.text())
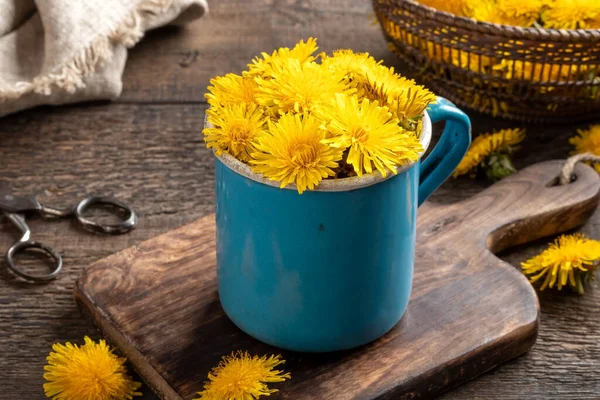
top-left (74, 160), bottom-right (600, 400)
top-left (1, 0), bottom-right (600, 399)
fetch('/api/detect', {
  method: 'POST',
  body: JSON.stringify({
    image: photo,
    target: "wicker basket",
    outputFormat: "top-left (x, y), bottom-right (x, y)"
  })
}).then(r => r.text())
top-left (373, 0), bottom-right (600, 123)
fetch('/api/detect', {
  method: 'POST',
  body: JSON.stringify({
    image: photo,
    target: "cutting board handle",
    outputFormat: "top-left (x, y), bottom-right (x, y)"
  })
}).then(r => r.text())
top-left (419, 160), bottom-right (600, 254)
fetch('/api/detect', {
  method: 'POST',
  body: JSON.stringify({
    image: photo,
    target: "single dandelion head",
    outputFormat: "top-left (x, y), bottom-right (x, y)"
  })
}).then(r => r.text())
top-left (255, 59), bottom-right (354, 116)
top-left (204, 103), bottom-right (268, 162)
top-left (205, 73), bottom-right (259, 107)
top-left (522, 234), bottom-right (600, 294)
top-left (320, 49), bottom-right (382, 84)
top-left (43, 336), bottom-right (142, 400)
top-left (195, 351), bottom-right (291, 400)
top-left (247, 37), bottom-right (319, 78)
top-left (570, 124), bottom-right (600, 173)
top-left (542, 0), bottom-right (600, 29)
top-left (471, 0), bottom-right (543, 26)
top-left (356, 64), bottom-right (436, 124)
top-left (250, 113), bottom-right (344, 193)
top-left (319, 94), bottom-right (423, 177)
top-left (452, 128), bottom-right (526, 179)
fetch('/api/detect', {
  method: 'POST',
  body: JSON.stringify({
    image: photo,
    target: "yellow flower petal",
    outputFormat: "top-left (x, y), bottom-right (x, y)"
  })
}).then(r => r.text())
top-left (318, 94), bottom-right (423, 177)
top-left (204, 103), bottom-right (268, 162)
top-left (453, 128), bottom-right (525, 178)
top-left (254, 58), bottom-right (354, 116)
top-left (570, 124), bottom-right (600, 174)
top-left (43, 336), bottom-right (141, 400)
top-left (250, 113), bottom-right (344, 194)
top-left (195, 352), bottom-right (290, 400)
top-left (521, 234), bottom-right (600, 293)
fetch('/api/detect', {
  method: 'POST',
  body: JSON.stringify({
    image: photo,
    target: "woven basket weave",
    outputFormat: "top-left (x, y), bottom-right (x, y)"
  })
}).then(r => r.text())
top-left (373, 0), bottom-right (600, 123)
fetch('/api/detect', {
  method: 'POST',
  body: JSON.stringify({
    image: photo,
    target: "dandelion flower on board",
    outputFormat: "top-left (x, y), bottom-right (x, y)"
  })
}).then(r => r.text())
top-left (195, 351), bottom-right (290, 400)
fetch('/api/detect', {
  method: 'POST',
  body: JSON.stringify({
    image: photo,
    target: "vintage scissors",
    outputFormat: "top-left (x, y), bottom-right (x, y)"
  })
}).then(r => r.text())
top-left (1, 191), bottom-right (137, 282)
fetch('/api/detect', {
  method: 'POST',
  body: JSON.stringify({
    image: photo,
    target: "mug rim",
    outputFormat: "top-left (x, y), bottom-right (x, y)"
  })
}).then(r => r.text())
top-left (208, 111), bottom-right (432, 192)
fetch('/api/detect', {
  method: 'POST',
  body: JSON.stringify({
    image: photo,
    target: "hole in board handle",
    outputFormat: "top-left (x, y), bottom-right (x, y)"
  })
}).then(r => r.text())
top-left (546, 173), bottom-right (578, 187)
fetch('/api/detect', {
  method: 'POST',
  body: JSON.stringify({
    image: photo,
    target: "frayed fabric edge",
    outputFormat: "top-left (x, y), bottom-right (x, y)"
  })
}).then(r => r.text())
top-left (0, 0), bottom-right (174, 103)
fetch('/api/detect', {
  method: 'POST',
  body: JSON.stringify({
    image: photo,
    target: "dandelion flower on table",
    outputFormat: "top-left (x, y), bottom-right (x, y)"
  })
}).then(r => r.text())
top-left (569, 124), bottom-right (600, 173)
top-left (542, 0), bottom-right (600, 29)
top-left (204, 103), bottom-right (268, 162)
top-left (319, 94), bottom-right (423, 177)
top-left (255, 59), bottom-right (354, 116)
top-left (453, 128), bottom-right (525, 180)
top-left (195, 351), bottom-right (290, 400)
top-left (246, 37), bottom-right (319, 78)
top-left (250, 113), bottom-right (344, 194)
top-left (521, 233), bottom-right (600, 294)
top-left (43, 336), bottom-right (142, 400)
top-left (205, 73), bottom-right (260, 108)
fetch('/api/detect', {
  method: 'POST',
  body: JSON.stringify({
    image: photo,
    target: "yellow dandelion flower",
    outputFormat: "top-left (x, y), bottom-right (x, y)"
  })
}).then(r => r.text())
top-left (246, 37), bottom-right (319, 78)
top-left (453, 128), bottom-right (525, 179)
top-left (353, 63), bottom-right (436, 124)
top-left (522, 234), bottom-right (600, 294)
top-left (470, 0), bottom-right (543, 26)
top-left (43, 336), bottom-right (142, 400)
top-left (205, 73), bottom-right (259, 107)
top-left (250, 113), bottom-right (343, 194)
top-left (569, 124), bottom-right (600, 173)
top-left (542, 0), bottom-right (600, 29)
top-left (255, 59), bottom-right (354, 116)
top-left (204, 103), bottom-right (268, 162)
top-left (319, 94), bottom-right (423, 177)
top-left (195, 352), bottom-right (290, 400)
top-left (320, 49), bottom-right (382, 83)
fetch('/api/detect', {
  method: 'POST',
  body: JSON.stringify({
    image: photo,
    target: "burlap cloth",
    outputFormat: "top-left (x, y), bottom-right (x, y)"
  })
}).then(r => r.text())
top-left (0, 0), bottom-right (208, 117)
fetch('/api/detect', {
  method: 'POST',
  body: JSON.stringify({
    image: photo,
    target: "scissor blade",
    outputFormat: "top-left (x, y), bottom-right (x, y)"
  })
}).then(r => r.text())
top-left (0, 192), bottom-right (41, 213)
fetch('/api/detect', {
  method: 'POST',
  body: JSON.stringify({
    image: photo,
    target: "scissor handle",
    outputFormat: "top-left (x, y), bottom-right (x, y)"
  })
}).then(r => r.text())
top-left (74, 196), bottom-right (138, 235)
top-left (6, 240), bottom-right (63, 282)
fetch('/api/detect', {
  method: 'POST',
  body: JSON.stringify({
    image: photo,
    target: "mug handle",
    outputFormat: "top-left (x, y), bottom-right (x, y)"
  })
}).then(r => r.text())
top-left (418, 97), bottom-right (471, 206)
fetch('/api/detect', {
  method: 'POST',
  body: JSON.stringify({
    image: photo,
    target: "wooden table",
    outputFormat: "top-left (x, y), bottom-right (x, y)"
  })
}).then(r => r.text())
top-left (1, 1), bottom-right (599, 399)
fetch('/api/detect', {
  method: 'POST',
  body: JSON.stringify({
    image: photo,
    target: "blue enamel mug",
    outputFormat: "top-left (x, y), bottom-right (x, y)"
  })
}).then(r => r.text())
top-left (213, 98), bottom-right (471, 352)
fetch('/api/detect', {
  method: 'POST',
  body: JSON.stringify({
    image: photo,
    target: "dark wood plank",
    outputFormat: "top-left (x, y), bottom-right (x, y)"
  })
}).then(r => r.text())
top-left (74, 160), bottom-right (599, 400)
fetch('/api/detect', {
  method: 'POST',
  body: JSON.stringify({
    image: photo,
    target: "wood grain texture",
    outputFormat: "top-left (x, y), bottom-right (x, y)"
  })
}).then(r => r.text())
top-left (74, 161), bottom-right (599, 400)
top-left (1, 0), bottom-right (600, 398)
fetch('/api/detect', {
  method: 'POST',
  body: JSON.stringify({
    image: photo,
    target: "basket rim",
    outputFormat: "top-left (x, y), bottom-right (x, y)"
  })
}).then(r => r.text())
top-left (377, 0), bottom-right (600, 43)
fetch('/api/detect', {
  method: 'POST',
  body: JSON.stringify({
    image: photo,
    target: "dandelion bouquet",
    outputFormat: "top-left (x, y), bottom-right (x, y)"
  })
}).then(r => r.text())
top-left (419, 0), bottom-right (600, 30)
top-left (203, 38), bottom-right (436, 193)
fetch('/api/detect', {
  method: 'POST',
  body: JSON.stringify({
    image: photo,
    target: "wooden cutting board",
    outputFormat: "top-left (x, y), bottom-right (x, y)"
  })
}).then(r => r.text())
top-left (75, 160), bottom-right (600, 400)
